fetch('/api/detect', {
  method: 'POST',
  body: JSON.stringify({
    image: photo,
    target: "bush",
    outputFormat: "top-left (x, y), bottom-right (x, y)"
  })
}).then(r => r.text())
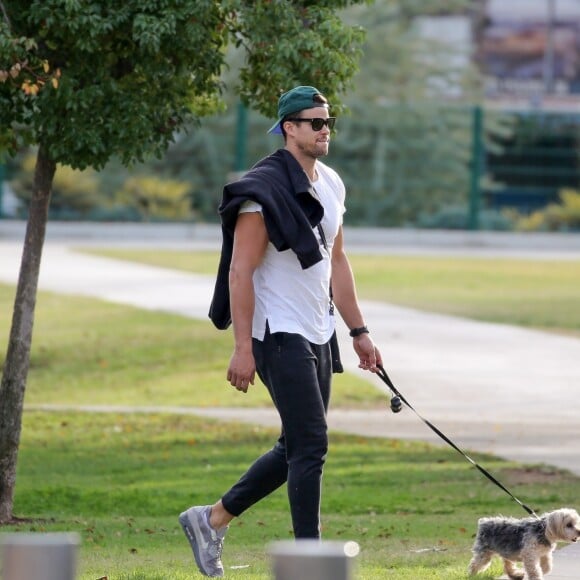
top-left (514, 189), bottom-right (580, 232)
top-left (112, 176), bottom-right (193, 221)
top-left (417, 204), bottom-right (514, 230)
top-left (9, 152), bottom-right (196, 222)
top-left (10, 153), bottom-right (102, 217)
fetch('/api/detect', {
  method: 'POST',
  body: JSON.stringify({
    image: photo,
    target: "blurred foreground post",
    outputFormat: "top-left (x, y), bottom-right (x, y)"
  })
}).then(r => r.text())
top-left (269, 539), bottom-right (360, 580)
top-left (1, 532), bottom-right (80, 580)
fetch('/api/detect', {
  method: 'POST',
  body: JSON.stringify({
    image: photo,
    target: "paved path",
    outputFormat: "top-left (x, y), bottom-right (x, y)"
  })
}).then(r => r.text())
top-left (1, 222), bottom-right (580, 577)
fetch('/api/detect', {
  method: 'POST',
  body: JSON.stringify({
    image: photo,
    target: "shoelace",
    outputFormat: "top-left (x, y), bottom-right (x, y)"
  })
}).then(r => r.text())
top-left (207, 529), bottom-right (226, 562)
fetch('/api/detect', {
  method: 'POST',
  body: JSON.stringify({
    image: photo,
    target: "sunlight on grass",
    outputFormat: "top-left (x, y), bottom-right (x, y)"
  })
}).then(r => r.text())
top-left (75, 248), bottom-right (580, 335)
top-left (0, 285), bottom-right (384, 409)
top-left (348, 254), bottom-right (580, 335)
top-left (8, 411), bottom-right (578, 580)
top-left (2, 242), bottom-right (579, 578)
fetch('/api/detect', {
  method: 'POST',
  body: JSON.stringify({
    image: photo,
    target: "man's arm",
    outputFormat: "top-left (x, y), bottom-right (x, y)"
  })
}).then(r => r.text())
top-left (227, 211), bottom-right (268, 392)
top-left (331, 226), bottom-right (382, 372)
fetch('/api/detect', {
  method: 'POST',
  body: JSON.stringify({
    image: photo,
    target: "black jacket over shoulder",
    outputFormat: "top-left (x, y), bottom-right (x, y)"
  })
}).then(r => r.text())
top-left (208, 148), bottom-right (324, 330)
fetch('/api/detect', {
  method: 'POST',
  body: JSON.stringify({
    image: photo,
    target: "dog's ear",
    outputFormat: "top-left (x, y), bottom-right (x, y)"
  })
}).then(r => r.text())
top-left (544, 511), bottom-right (559, 541)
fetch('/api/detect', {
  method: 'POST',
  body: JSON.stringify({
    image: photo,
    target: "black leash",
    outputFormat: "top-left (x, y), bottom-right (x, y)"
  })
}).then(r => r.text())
top-left (376, 364), bottom-right (539, 519)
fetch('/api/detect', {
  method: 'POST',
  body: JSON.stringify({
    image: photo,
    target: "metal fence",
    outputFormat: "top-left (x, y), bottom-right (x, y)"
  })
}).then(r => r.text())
top-left (483, 109), bottom-right (580, 215)
top-left (229, 103), bottom-right (580, 231)
top-left (1, 105), bottom-right (579, 230)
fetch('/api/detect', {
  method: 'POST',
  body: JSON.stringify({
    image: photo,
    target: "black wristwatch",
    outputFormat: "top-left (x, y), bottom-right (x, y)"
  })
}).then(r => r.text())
top-left (349, 325), bottom-right (369, 338)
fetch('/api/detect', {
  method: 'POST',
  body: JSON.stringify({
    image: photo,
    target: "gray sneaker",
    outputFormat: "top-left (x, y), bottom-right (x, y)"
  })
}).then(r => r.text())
top-left (179, 505), bottom-right (227, 577)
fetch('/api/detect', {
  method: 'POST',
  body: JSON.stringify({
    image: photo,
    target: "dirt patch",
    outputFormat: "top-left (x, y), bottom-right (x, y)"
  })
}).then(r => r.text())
top-left (501, 465), bottom-right (577, 485)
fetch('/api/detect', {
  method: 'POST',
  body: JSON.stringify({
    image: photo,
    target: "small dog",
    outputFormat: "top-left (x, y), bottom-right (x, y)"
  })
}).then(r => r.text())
top-left (467, 508), bottom-right (580, 580)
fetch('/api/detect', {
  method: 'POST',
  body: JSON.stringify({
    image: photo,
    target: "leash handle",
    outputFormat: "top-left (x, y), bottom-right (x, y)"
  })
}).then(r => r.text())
top-left (376, 365), bottom-right (539, 519)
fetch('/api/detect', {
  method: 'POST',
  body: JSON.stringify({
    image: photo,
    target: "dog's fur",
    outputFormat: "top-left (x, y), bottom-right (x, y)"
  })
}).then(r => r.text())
top-left (467, 508), bottom-right (580, 580)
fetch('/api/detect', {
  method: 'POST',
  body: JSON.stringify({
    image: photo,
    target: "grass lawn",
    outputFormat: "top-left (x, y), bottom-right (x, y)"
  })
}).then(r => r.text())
top-left (7, 410), bottom-right (578, 580)
top-left (1, 249), bottom-right (579, 578)
top-left (77, 248), bottom-right (580, 336)
top-left (0, 285), bottom-right (383, 409)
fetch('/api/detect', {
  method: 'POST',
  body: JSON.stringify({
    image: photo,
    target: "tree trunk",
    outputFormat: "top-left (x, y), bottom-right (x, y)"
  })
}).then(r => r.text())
top-left (0, 146), bottom-right (55, 523)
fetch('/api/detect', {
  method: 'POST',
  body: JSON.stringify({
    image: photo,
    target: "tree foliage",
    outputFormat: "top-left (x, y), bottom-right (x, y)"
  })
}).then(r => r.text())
top-left (0, 0), bottom-right (369, 523)
top-left (1, 0), bottom-right (368, 169)
top-left (1, 0), bottom-right (226, 167)
top-left (147, 0), bottom-right (489, 226)
top-left (229, 1), bottom-right (366, 116)
top-left (334, 0), bottom-right (482, 225)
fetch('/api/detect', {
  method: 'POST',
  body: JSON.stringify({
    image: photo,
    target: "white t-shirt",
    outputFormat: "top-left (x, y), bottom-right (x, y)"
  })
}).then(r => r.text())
top-left (239, 160), bottom-right (346, 344)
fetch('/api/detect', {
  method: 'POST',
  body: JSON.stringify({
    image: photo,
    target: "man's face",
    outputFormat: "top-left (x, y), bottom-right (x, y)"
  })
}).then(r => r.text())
top-left (284, 106), bottom-right (332, 159)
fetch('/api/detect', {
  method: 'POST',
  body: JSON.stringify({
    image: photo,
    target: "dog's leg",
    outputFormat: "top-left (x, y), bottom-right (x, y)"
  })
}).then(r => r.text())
top-left (540, 552), bottom-right (552, 575)
top-left (503, 559), bottom-right (525, 580)
top-left (467, 550), bottom-right (493, 575)
top-left (521, 550), bottom-right (544, 580)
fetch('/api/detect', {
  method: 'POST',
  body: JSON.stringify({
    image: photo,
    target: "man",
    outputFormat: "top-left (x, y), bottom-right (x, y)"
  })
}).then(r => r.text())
top-left (179, 85), bottom-right (382, 577)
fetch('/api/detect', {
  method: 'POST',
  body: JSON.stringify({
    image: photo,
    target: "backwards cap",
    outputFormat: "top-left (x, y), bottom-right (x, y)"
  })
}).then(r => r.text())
top-left (268, 86), bottom-right (328, 134)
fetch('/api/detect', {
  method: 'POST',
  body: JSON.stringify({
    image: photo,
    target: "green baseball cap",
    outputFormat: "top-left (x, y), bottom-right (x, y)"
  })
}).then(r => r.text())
top-left (268, 85), bottom-right (329, 134)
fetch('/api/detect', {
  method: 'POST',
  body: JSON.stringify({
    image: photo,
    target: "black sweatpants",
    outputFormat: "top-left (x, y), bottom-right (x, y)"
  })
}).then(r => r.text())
top-left (221, 327), bottom-right (332, 538)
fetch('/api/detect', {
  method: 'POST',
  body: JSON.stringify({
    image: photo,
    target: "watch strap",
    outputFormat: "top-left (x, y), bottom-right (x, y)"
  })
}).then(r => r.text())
top-left (349, 325), bottom-right (369, 338)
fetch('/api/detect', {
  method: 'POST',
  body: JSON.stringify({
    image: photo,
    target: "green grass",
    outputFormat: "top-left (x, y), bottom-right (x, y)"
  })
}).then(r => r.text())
top-left (8, 410), bottom-right (578, 579)
top-left (77, 248), bottom-right (580, 335)
top-left (0, 285), bottom-right (383, 409)
top-left (2, 249), bottom-right (580, 578)
top-left (77, 248), bottom-right (220, 276)
top-left (349, 255), bottom-right (580, 335)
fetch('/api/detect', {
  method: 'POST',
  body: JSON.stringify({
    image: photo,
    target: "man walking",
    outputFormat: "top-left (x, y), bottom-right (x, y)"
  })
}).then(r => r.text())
top-left (180, 85), bottom-right (382, 577)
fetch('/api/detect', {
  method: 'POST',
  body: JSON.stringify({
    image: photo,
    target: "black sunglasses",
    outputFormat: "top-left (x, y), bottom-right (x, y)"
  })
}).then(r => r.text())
top-left (286, 117), bottom-right (336, 131)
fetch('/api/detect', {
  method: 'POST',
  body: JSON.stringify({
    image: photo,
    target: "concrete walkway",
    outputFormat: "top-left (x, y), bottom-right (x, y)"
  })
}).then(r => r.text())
top-left (1, 221), bottom-right (580, 577)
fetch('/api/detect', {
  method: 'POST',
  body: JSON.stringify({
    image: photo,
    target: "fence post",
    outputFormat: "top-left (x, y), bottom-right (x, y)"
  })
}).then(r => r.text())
top-left (269, 540), bottom-right (360, 580)
top-left (468, 105), bottom-right (484, 231)
top-left (1, 532), bottom-right (80, 580)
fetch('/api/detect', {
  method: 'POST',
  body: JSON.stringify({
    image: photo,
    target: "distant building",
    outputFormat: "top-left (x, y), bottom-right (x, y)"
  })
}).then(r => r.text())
top-left (418, 0), bottom-right (580, 111)
top-left (418, 1), bottom-right (579, 215)
top-left (476, 0), bottom-right (580, 110)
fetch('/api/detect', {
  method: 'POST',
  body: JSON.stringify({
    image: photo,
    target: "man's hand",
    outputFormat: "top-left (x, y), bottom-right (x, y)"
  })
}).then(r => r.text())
top-left (353, 334), bottom-right (382, 373)
top-left (227, 347), bottom-right (256, 393)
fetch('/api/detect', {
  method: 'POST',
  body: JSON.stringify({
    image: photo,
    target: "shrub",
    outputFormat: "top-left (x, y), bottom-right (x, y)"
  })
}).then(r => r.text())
top-left (515, 189), bottom-right (580, 232)
top-left (10, 153), bottom-right (101, 218)
top-left (113, 176), bottom-right (193, 221)
top-left (417, 204), bottom-right (514, 230)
